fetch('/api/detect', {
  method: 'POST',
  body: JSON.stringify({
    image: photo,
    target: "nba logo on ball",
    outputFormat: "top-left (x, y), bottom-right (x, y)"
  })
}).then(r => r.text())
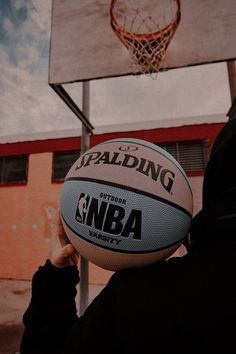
top-left (75, 193), bottom-right (90, 224)
top-left (60, 138), bottom-right (193, 271)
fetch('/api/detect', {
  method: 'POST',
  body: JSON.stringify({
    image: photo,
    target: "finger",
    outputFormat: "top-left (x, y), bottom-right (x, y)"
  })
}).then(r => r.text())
top-left (63, 244), bottom-right (79, 265)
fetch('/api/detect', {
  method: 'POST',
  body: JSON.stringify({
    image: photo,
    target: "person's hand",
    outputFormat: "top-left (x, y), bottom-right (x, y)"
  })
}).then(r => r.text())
top-left (51, 244), bottom-right (79, 268)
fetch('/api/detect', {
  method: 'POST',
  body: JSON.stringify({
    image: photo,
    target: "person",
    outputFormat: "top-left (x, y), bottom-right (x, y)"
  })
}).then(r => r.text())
top-left (20, 117), bottom-right (236, 354)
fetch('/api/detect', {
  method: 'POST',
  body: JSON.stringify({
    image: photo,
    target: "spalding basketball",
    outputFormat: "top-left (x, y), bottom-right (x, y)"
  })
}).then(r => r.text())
top-left (60, 138), bottom-right (193, 271)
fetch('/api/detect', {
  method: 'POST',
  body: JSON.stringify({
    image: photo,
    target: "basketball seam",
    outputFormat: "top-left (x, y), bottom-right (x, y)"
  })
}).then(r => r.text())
top-left (64, 177), bottom-right (192, 218)
top-left (61, 214), bottom-right (186, 254)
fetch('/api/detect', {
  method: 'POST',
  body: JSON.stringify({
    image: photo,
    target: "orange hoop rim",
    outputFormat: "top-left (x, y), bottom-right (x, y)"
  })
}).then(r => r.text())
top-left (110, 0), bottom-right (181, 42)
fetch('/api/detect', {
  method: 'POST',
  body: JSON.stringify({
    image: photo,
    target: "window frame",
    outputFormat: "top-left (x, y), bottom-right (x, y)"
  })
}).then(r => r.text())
top-left (0, 155), bottom-right (29, 185)
top-left (157, 140), bottom-right (207, 175)
top-left (52, 150), bottom-right (80, 182)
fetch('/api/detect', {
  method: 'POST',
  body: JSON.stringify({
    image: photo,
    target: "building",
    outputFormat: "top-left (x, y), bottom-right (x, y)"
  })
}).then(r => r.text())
top-left (0, 114), bottom-right (227, 284)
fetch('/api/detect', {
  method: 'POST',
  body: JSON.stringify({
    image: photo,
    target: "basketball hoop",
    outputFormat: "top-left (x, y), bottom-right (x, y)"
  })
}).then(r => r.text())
top-left (110, 0), bottom-right (181, 77)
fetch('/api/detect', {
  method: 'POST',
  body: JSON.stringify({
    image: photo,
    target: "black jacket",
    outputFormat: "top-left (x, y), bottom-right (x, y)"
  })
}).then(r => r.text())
top-left (20, 118), bottom-right (236, 354)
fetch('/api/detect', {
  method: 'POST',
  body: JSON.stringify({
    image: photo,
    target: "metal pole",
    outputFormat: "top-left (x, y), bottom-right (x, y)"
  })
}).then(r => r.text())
top-left (79, 80), bottom-right (90, 315)
top-left (227, 60), bottom-right (236, 103)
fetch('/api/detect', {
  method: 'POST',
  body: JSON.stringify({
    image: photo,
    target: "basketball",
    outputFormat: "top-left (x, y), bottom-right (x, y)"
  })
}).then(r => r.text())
top-left (60, 138), bottom-right (193, 271)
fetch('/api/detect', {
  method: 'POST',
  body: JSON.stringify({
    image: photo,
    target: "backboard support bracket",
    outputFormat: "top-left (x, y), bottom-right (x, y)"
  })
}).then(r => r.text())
top-left (49, 83), bottom-right (94, 134)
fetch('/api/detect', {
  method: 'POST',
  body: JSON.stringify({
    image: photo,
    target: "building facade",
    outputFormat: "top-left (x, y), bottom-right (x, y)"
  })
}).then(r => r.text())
top-left (0, 116), bottom-right (227, 284)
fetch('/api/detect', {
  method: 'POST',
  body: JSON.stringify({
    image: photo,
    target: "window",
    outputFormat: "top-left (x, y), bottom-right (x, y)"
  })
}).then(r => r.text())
top-left (0, 155), bottom-right (28, 184)
top-left (158, 141), bottom-right (207, 172)
top-left (52, 151), bottom-right (80, 181)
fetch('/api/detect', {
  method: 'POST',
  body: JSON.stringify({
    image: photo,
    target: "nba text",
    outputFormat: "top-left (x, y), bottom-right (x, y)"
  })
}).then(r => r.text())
top-left (76, 194), bottom-right (142, 240)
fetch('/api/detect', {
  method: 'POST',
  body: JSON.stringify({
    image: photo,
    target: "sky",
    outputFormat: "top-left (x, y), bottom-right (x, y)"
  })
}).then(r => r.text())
top-left (0, 0), bottom-right (233, 138)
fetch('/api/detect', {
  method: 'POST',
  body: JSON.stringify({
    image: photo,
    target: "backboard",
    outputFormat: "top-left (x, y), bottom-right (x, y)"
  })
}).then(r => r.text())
top-left (49, 0), bottom-right (236, 84)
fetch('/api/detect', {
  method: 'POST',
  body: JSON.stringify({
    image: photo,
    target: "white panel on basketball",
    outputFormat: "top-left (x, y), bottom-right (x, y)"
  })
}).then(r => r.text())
top-left (60, 138), bottom-right (193, 271)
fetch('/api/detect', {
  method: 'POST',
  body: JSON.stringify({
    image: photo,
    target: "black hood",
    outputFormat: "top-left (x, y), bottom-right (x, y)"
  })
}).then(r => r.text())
top-left (190, 117), bottom-right (236, 243)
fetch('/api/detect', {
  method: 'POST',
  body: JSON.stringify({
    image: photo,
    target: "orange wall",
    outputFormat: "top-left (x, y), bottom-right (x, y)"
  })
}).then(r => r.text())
top-left (0, 152), bottom-right (113, 283)
top-left (0, 153), bottom-right (54, 279)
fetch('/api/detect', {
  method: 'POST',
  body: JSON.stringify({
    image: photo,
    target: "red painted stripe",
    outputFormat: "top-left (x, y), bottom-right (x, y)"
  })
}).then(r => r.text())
top-left (0, 123), bottom-right (225, 156)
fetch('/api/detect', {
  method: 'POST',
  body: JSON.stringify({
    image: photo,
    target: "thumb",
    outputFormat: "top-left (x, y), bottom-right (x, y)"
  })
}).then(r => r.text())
top-left (52, 244), bottom-right (79, 268)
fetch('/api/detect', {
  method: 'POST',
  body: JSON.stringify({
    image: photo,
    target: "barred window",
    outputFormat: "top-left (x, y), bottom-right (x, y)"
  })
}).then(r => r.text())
top-left (0, 155), bottom-right (28, 184)
top-left (158, 141), bottom-right (207, 172)
top-left (52, 151), bottom-right (80, 181)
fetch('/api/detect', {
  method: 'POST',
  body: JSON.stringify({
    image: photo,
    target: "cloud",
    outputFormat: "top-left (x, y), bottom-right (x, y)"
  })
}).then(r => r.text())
top-left (0, 0), bottom-right (81, 136)
top-left (0, 0), bottom-right (232, 138)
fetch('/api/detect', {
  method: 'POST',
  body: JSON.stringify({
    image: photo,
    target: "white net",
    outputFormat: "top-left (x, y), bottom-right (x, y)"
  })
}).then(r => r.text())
top-left (110, 0), bottom-right (181, 77)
